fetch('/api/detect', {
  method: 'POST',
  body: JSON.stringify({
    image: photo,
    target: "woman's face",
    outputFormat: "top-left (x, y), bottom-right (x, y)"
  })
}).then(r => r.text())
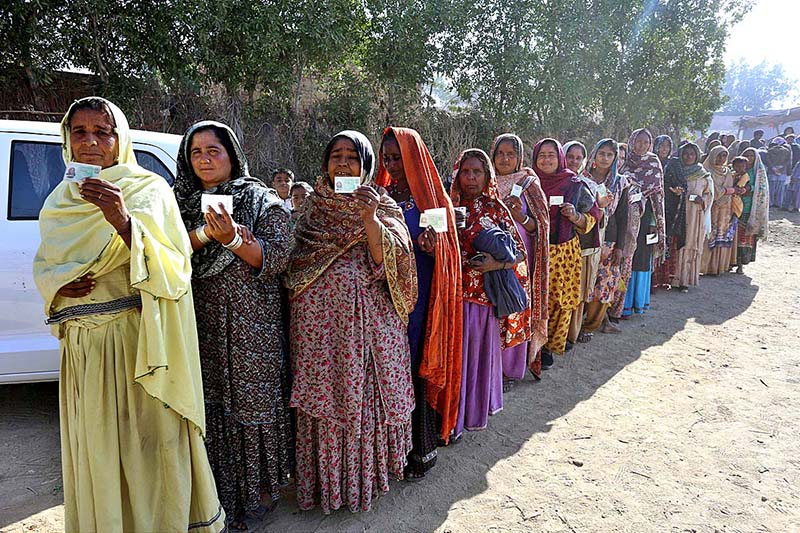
top-left (190, 129), bottom-right (233, 190)
top-left (382, 137), bottom-right (406, 184)
top-left (714, 150), bottom-right (728, 166)
top-left (633, 132), bottom-right (650, 156)
top-left (681, 147), bottom-right (698, 166)
top-left (493, 140), bottom-right (519, 176)
top-left (327, 138), bottom-right (361, 181)
top-left (69, 108), bottom-right (119, 169)
top-left (657, 140), bottom-right (672, 160)
top-left (273, 172), bottom-right (293, 199)
top-left (536, 142), bottom-right (559, 175)
top-left (593, 144), bottom-right (616, 173)
top-left (565, 145), bottom-right (585, 174)
top-left (458, 156), bottom-right (488, 201)
top-left (744, 151), bottom-right (756, 169)
top-left (618, 146), bottom-right (627, 167)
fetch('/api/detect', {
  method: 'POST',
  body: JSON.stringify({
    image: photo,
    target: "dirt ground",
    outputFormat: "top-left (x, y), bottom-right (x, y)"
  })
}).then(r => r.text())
top-left (2, 208), bottom-right (799, 533)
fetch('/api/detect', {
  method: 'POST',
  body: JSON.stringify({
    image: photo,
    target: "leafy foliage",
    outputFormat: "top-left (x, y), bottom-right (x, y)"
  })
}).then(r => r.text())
top-left (722, 60), bottom-right (797, 113)
top-left (2, 0), bottom-right (750, 177)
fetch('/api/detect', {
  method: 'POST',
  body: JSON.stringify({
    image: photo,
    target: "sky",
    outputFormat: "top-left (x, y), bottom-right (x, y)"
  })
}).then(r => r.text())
top-left (725, 0), bottom-right (800, 107)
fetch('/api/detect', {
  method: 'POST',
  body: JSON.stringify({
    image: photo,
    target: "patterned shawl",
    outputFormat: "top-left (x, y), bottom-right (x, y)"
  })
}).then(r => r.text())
top-left (532, 138), bottom-right (600, 247)
top-left (450, 148), bottom-right (531, 349)
top-left (621, 128), bottom-right (666, 260)
top-left (375, 127), bottom-right (462, 442)
top-left (741, 147), bottom-right (770, 239)
top-left (174, 121), bottom-right (286, 279)
top-left (490, 134), bottom-right (550, 361)
top-left (286, 130), bottom-right (417, 323)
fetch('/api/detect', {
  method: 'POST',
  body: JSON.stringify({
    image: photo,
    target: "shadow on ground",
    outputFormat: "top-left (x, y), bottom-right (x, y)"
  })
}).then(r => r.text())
top-left (5, 209), bottom-right (799, 531)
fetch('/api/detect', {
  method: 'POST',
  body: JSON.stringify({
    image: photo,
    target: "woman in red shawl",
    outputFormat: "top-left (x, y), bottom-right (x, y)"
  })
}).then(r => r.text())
top-left (450, 149), bottom-right (531, 439)
top-left (533, 139), bottom-right (600, 366)
top-left (376, 127), bottom-right (463, 479)
top-left (490, 133), bottom-right (550, 381)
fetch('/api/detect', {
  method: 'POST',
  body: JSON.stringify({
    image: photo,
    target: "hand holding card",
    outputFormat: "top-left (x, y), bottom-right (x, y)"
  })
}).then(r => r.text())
top-left (201, 194), bottom-right (234, 215)
top-left (64, 162), bottom-right (100, 183)
top-left (419, 208), bottom-right (448, 233)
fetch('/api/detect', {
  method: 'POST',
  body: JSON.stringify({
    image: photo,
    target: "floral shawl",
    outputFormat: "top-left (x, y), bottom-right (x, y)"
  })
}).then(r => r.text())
top-left (375, 127), bottom-right (462, 442)
top-left (174, 120), bottom-right (286, 279)
top-left (450, 148), bottom-right (531, 349)
top-left (741, 147), bottom-right (770, 239)
top-left (620, 128), bottom-right (666, 261)
top-left (286, 130), bottom-right (417, 324)
top-left (490, 134), bottom-right (550, 360)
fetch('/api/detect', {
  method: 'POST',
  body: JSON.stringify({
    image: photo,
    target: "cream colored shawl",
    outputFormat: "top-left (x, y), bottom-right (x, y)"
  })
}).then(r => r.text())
top-left (33, 97), bottom-right (207, 435)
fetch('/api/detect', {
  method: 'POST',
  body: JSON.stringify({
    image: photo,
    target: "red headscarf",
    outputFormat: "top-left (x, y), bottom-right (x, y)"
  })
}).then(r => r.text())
top-left (376, 127), bottom-right (463, 442)
top-left (532, 138), bottom-right (601, 246)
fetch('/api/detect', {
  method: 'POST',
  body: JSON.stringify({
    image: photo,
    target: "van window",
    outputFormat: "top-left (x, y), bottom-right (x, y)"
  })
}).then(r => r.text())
top-left (135, 151), bottom-right (174, 185)
top-left (8, 141), bottom-right (174, 220)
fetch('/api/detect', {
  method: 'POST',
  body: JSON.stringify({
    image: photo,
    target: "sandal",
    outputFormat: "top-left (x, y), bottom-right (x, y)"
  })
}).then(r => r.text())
top-left (230, 516), bottom-right (249, 531)
top-left (577, 331), bottom-right (593, 343)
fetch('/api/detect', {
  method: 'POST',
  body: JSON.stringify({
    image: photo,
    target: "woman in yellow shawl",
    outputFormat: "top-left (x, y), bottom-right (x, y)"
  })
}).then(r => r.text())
top-left (286, 130), bottom-right (417, 514)
top-left (33, 97), bottom-right (224, 532)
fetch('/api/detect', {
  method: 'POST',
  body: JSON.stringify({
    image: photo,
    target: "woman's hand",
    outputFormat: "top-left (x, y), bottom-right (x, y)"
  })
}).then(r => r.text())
top-left (597, 192), bottom-right (613, 209)
top-left (353, 185), bottom-right (381, 224)
top-left (79, 178), bottom-right (130, 233)
top-left (237, 224), bottom-right (256, 245)
top-left (610, 248), bottom-right (623, 267)
top-left (472, 254), bottom-right (509, 273)
top-left (417, 226), bottom-right (437, 255)
top-left (57, 274), bottom-right (95, 298)
top-left (503, 194), bottom-right (525, 222)
top-left (560, 202), bottom-right (581, 224)
top-left (204, 203), bottom-right (237, 244)
top-left (669, 186), bottom-right (684, 195)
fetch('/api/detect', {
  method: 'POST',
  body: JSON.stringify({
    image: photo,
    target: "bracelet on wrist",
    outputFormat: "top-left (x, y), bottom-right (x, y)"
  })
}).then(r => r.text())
top-left (222, 231), bottom-right (243, 251)
top-left (117, 217), bottom-right (132, 236)
top-left (195, 225), bottom-right (211, 244)
top-left (521, 215), bottom-right (530, 226)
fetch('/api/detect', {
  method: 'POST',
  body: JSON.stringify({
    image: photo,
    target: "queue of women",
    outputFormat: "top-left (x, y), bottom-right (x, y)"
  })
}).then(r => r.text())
top-left (33, 97), bottom-right (770, 532)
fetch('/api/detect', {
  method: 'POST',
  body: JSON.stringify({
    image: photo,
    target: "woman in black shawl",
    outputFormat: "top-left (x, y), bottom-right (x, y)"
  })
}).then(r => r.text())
top-left (174, 121), bottom-right (293, 530)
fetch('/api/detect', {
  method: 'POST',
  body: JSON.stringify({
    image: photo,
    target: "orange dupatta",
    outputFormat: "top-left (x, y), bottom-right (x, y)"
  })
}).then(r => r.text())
top-left (376, 127), bottom-right (463, 442)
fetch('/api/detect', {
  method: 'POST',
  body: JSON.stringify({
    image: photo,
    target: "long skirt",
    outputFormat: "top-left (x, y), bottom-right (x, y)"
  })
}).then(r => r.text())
top-left (623, 268), bottom-right (652, 316)
top-left (610, 257), bottom-right (634, 319)
top-left (60, 309), bottom-right (225, 533)
top-left (737, 229), bottom-right (758, 266)
top-left (406, 378), bottom-right (439, 476)
top-left (455, 302), bottom-right (503, 438)
top-left (294, 380), bottom-right (412, 513)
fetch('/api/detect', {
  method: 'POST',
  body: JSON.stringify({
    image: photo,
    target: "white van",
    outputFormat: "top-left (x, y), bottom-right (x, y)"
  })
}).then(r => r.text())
top-left (0, 120), bottom-right (181, 384)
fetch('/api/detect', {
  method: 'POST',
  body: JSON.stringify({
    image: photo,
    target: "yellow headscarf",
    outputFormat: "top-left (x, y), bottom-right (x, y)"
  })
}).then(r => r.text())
top-left (33, 97), bottom-right (207, 435)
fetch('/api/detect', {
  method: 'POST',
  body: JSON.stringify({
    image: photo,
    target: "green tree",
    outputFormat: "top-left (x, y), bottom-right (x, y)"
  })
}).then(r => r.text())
top-left (722, 60), bottom-right (796, 113)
